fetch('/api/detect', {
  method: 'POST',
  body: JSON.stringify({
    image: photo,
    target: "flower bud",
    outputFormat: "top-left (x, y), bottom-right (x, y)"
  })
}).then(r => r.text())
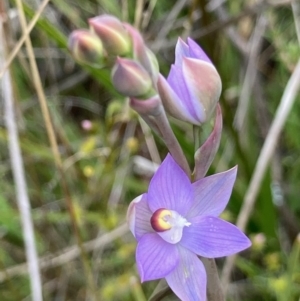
top-left (89, 15), bottom-right (131, 56)
top-left (123, 24), bottom-right (159, 81)
top-left (111, 57), bottom-right (154, 98)
top-left (68, 30), bottom-right (104, 67)
top-left (158, 37), bottom-right (222, 125)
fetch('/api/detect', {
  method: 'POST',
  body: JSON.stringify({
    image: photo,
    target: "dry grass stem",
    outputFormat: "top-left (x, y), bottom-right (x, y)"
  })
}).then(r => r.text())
top-left (222, 57), bottom-right (300, 293)
top-left (0, 224), bottom-right (128, 283)
top-left (234, 14), bottom-right (267, 131)
top-left (15, 0), bottom-right (98, 298)
top-left (0, 13), bottom-right (43, 301)
top-left (0, 0), bottom-right (50, 79)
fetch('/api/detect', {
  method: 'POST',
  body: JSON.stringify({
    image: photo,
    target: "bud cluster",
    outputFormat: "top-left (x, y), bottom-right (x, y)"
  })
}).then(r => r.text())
top-left (68, 15), bottom-right (158, 100)
top-left (69, 14), bottom-right (222, 127)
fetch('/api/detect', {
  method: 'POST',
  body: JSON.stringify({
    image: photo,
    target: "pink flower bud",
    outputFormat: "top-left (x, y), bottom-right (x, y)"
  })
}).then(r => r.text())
top-left (89, 15), bottom-right (131, 56)
top-left (124, 24), bottom-right (159, 81)
top-left (81, 120), bottom-right (93, 131)
top-left (68, 30), bottom-right (104, 67)
top-left (158, 38), bottom-right (222, 125)
top-left (111, 57), bottom-right (154, 98)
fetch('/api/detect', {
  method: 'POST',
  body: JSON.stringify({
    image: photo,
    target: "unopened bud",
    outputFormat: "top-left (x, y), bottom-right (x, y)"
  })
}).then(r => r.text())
top-left (111, 57), bottom-right (154, 98)
top-left (89, 15), bottom-right (131, 56)
top-left (68, 30), bottom-right (103, 67)
top-left (158, 38), bottom-right (222, 125)
top-left (124, 24), bottom-right (159, 81)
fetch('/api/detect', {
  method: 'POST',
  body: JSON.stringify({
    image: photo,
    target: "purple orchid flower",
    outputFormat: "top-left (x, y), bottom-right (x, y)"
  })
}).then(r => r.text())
top-left (158, 38), bottom-right (222, 125)
top-left (127, 154), bottom-right (251, 301)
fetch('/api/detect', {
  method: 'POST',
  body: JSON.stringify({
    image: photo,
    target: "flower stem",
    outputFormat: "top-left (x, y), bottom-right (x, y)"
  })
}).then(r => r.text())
top-left (151, 106), bottom-right (191, 177)
top-left (193, 125), bottom-right (201, 153)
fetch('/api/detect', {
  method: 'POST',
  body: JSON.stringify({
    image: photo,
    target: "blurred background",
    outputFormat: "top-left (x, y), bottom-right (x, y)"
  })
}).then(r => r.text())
top-left (0, 0), bottom-right (300, 300)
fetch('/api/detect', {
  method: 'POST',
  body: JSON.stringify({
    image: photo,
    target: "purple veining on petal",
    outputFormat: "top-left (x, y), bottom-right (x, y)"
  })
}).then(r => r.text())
top-left (187, 167), bottom-right (237, 219)
top-left (148, 154), bottom-right (193, 216)
top-left (166, 246), bottom-right (207, 301)
top-left (167, 65), bottom-right (201, 122)
top-left (180, 215), bottom-right (251, 258)
top-left (158, 74), bottom-right (199, 124)
top-left (187, 37), bottom-right (212, 64)
top-left (136, 233), bottom-right (179, 282)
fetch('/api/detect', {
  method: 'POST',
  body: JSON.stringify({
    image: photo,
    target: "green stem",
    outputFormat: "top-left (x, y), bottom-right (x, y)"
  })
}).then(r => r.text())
top-left (152, 106), bottom-right (191, 177)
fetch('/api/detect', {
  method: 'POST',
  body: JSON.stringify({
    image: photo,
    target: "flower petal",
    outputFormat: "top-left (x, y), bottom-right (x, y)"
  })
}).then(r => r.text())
top-left (127, 193), bottom-right (154, 240)
top-left (148, 154), bottom-right (193, 216)
top-left (166, 247), bottom-right (206, 301)
top-left (158, 74), bottom-right (199, 125)
top-left (187, 37), bottom-right (212, 64)
top-left (136, 233), bottom-right (179, 282)
top-left (183, 57), bottom-right (222, 123)
top-left (168, 65), bottom-right (204, 123)
top-left (180, 216), bottom-right (251, 258)
top-left (187, 167), bottom-right (237, 219)
top-left (175, 38), bottom-right (190, 67)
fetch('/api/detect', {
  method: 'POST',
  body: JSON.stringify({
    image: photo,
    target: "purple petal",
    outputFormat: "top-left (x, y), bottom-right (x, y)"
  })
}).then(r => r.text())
top-left (187, 37), bottom-right (212, 64)
top-left (127, 193), bottom-right (154, 240)
top-left (167, 65), bottom-right (191, 106)
top-left (194, 104), bottom-right (222, 180)
top-left (180, 216), bottom-right (251, 258)
top-left (175, 38), bottom-right (190, 67)
top-left (183, 57), bottom-right (222, 123)
top-left (136, 233), bottom-right (179, 282)
top-left (157, 74), bottom-right (199, 124)
top-left (187, 167), bottom-right (237, 219)
top-left (168, 65), bottom-right (202, 122)
top-left (166, 247), bottom-right (206, 301)
top-left (148, 154), bottom-right (193, 216)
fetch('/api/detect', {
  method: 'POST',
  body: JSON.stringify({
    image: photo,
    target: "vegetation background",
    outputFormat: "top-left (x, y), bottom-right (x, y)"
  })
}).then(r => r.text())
top-left (0, 0), bottom-right (300, 300)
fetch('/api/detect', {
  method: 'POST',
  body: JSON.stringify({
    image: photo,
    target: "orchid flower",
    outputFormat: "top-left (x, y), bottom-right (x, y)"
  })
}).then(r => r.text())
top-left (127, 154), bottom-right (251, 300)
top-left (158, 38), bottom-right (222, 125)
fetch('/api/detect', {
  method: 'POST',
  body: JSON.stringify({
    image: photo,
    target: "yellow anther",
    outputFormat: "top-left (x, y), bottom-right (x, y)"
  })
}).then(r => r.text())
top-left (150, 208), bottom-right (172, 232)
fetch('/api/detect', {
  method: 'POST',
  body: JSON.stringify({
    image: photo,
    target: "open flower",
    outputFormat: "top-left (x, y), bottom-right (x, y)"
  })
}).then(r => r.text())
top-left (158, 38), bottom-right (222, 125)
top-left (127, 154), bottom-right (251, 300)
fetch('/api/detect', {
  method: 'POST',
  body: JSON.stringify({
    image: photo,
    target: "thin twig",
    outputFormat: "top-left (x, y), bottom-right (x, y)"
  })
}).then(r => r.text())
top-left (141, 0), bottom-right (158, 30)
top-left (292, 0), bottom-right (300, 45)
top-left (0, 0), bottom-right (50, 79)
top-left (234, 14), bottom-right (267, 131)
top-left (0, 224), bottom-right (129, 283)
top-left (221, 57), bottom-right (300, 293)
top-left (108, 121), bottom-right (137, 208)
top-left (138, 117), bottom-right (161, 165)
top-left (0, 9), bottom-right (43, 301)
top-left (134, 0), bottom-right (144, 28)
top-left (151, 0), bottom-right (188, 52)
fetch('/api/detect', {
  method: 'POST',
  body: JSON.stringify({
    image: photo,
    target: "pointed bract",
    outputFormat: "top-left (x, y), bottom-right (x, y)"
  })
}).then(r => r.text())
top-left (194, 104), bottom-right (223, 180)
